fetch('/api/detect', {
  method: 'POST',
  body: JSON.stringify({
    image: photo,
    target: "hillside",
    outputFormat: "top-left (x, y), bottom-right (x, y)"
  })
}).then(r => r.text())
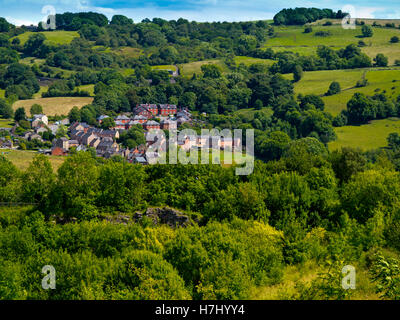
top-left (264, 24), bottom-right (400, 64)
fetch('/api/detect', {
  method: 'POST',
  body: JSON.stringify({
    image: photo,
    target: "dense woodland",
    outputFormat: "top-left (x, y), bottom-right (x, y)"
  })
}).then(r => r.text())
top-left (1, 8), bottom-right (400, 300)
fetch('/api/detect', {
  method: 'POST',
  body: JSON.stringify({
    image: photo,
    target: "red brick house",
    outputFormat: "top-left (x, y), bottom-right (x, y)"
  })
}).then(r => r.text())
top-left (115, 115), bottom-right (131, 124)
top-left (159, 104), bottom-right (177, 116)
top-left (113, 121), bottom-right (127, 130)
top-left (51, 147), bottom-right (68, 156)
top-left (144, 120), bottom-right (160, 131)
top-left (133, 115), bottom-right (148, 124)
top-left (134, 105), bottom-right (154, 118)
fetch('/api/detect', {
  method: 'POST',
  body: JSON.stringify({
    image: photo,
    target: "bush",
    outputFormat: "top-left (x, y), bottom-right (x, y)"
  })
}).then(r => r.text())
top-left (374, 53), bottom-right (388, 67)
top-left (315, 31), bottom-right (332, 37)
top-left (361, 25), bottom-right (373, 37)
top-left (326, 81), bottom-right (341, 96)
top-left (390, 36), bottom-right (399, 43)
top-left (358, 40), bottom-right (367, 47)
top-left (356, 79), bottom-right (368, 88)
top-left (304, 26), bottom-right (313, 33)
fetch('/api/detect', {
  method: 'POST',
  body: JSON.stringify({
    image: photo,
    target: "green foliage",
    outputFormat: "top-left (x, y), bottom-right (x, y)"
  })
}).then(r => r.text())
top-left (30, 104), bottom-right (43, 116)
top-left (100, 117), bottom-right (115, 129)
top-left (296, 259), bottom-right (354, 300)
top-left (326, 81), bottom-right (341, 96)
top-left (0, 98), bottom-right (13, 119)
top-left (201, 64), bottom-right (222, 79)
top-left (370, 253), bottom-right (400, 299)
top-left (14, 107), bottom-right (26, 122)
top-left (374, 53), bottom-right (388, 67)
top-left (293, 65), bottom-right (303, 82)
top-left (273, 8), bottom-right (344, 26)
top-left (361, 25), bottom-right (373, 38)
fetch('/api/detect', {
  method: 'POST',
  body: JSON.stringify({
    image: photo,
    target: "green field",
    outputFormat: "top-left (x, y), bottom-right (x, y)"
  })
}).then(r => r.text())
top-left (0, 118), bottom-right (14, 128)
top-left (265, 25), bottom-right (400, 65)
top-left (13, 97), bottom-right (94, 116)
top-left (0, 89), bottom-right (4, 99)
top-left (328, 118), bottom-right (400, 151)
top-left (112, 47), bottom-right (143, 58)
top-left (291, 68), bottom-right (400, 116)
top-left (12, 31), bottom-right (80, 45)
top-left (234, 107), bottom-right (274, 121)
top-left (19, 57), bottom-right (46, 66)
top-left (1, 150), bottom-right (65, 171)
top-left (179, 59), bottom-right (229, 78)
top-left (234, 56), bottom-right (276, 67)
top-left (33, 86), bottom-right (49, 99)
top-left (120, 68), bottom-right (135, 77)
top-left (77, 84), bottom-right (95, 96)
top-left (151, 65), bottom-right (177, 72)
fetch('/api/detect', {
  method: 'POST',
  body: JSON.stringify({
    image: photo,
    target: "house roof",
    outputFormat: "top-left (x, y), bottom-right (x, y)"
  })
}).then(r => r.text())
top-left (97, 115), bottom-right (109, 121)
top-left (115, 115), bottom-right (130, 120)
top-left (135, 157), bottom-right (147, 163)
top-left (146, 121), bottom-right (160, 126)
top-left (33, 114), bottom-right (47, 119)
top-left (134, 115), bottom-right (147, 120)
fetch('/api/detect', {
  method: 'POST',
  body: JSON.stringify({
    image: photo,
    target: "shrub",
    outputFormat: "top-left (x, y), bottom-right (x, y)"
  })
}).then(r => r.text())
top-left (361, 25), bottom-right (373, 37)
top-left (304, 26), bottom-right (313, 33)
top-left (326, 81), bottom-right (341, 96)
top-left (315, 31), bottom-right (331, 37)
top-left (358, 40), bottom-right (367, 47)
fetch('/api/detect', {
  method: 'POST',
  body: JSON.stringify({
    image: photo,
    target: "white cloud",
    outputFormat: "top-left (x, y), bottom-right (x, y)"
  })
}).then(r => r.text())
top-left (6, 16), bottom-right (37, 26)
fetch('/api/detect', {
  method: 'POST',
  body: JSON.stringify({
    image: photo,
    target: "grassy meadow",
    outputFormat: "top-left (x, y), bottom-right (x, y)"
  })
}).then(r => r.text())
top-left (328, 118), bottom-right (400, 151)
top-left (151, 65), bottom-right (177, 73)
top-left (234, 56), bottom-right (275, 67)
top-left (234, 107), bottom-right (274, 121)
top-left (12, 31), bottom-right (80, 45)
top-left (13, 97), bottom-right (93, 116)
top-left (290, 68), bottom-right (400, 116)
top-left (76, 84), bottom-right (95, 96)
top-left (0, 118), bottom-right (14, 128)
top-left (251, 259), bottom-right (379, 300)
top-left (0, 150), bottom-right (65, 171)
top-left (179, 59), bottom-right (229, 78)
top-left (265, 25), bottom-right (400, 65)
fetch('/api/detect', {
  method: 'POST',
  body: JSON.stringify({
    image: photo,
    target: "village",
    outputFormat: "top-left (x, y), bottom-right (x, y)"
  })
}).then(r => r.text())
top-left (0, 103), bottom-right (242, 165)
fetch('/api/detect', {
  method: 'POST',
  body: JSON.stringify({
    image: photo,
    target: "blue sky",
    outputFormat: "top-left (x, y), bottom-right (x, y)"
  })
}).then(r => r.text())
top-left (1, 0), bottom-right (399, 26)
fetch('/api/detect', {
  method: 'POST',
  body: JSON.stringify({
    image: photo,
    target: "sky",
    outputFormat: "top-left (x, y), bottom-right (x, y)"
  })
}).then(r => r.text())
top-left (1, 0), bottom-right (399, 26)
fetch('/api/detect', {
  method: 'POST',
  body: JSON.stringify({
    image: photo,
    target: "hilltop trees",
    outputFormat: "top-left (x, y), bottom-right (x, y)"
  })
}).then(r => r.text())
top-left (0, 17), bottom-right (11, 32)
top-left (110, 15), bottom-right (133, 26)
top-left (273, 8), bottom-right (344, 25)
